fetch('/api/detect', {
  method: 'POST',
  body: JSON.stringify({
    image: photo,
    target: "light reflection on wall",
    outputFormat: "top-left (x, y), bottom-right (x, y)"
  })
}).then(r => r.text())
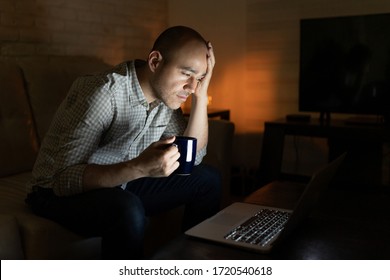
top-left (206, 51), bottom-right (286, 134)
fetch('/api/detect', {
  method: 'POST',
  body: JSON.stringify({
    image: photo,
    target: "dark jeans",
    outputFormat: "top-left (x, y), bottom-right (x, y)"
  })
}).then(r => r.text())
top-left (25, 164), bottom-right (221, 259)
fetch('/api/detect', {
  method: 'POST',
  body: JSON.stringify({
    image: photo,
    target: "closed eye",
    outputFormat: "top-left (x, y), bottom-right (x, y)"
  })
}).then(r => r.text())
top-left (197, 76), bottom-right (205, 82)
top-left (182, 72), bottom-right (204, 82)
top-left (180, 67), bottom-right (205, 82)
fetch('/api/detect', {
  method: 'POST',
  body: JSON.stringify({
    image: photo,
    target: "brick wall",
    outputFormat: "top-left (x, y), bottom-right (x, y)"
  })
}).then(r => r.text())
top-left (0, 0), bottom-right (168, 64)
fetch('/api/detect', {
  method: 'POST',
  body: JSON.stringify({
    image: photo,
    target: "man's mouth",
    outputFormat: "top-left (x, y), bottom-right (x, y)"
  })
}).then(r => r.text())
top-left (178, 92), bottom-right (191, 101)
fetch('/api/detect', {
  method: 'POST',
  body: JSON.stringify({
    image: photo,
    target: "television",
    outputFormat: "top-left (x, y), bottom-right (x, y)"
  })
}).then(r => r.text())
top-left (299, 13), bottom-right (390, 123)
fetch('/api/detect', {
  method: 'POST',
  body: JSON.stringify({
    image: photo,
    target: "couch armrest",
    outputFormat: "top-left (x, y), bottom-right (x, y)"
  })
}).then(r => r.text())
top-left (0, 215), bottom-right (24, 259)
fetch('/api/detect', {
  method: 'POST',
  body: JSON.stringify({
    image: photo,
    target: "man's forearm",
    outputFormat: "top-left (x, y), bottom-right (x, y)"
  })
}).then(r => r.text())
top-left (184, 95), bottom-right (209, 151)
top-left (82, 137), bottom-right (180, 191)
top-left (184, 41), bottom-right (214, 151)
top-left (82, 161), bottom-right (143, 191)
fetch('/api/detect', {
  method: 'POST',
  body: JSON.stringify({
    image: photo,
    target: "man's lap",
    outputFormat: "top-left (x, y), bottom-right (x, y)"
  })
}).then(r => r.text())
top-left (125, 164), bottom-right (221, 216)
top-left (26, 163), bottom-right (221, 235)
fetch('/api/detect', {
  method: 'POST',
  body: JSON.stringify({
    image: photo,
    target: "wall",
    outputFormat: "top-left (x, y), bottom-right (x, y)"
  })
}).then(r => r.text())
top-left (0, 0), bottom-right (168, 65)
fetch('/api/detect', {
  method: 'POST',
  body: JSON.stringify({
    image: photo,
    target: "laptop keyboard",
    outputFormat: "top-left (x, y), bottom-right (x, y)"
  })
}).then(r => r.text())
top-left (224, 208), bottom-right (291, 246)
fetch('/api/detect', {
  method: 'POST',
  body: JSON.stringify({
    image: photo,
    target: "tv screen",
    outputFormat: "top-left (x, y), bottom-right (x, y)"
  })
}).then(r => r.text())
top-left (299, 13), bottom-right (390, 118)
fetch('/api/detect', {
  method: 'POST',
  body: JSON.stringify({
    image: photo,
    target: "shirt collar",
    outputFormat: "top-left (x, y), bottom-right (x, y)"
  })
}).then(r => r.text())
top-left (128, 60), bottom-right (162, 110)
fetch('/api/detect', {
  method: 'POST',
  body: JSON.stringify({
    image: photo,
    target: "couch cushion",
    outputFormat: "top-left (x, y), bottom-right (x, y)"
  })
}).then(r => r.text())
top-left (18, 56), bottom-right (112, 141)
top-left (0, 62), bottom-right (39, 177)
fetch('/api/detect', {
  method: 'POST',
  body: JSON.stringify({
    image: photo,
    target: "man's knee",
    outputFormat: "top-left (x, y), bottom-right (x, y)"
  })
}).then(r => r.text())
top-left (116, 191), bottom-right (145, 220)
top-left (103, 189), bottom-right (146, 235)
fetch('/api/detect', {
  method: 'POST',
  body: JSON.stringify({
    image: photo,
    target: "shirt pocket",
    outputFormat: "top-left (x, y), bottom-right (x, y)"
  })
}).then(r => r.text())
top-left (143, 123), bottom-right (168, 143)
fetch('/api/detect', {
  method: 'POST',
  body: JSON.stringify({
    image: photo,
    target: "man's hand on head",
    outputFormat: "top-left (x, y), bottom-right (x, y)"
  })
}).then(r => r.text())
top-left (193, 41), bottom-right (215, 101)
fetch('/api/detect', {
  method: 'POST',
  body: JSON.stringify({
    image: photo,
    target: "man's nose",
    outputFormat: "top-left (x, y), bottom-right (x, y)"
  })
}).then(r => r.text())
top-left (185, 77), bottom-right (198, 93)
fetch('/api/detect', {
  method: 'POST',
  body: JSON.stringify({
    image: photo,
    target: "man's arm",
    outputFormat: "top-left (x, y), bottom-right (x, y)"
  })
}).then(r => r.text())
top-left (82, 136), bottom-right (180, 191)
top-left (184, 42), bottom-right (216, 151)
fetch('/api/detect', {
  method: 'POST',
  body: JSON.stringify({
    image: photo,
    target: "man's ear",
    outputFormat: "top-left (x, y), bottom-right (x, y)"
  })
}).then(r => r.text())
top-left (148, 50), bottom-right (163, 73)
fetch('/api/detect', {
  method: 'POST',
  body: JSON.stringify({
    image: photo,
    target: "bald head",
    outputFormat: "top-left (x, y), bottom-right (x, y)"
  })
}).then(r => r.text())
top-left (151, 26), bottom-right (208, 63)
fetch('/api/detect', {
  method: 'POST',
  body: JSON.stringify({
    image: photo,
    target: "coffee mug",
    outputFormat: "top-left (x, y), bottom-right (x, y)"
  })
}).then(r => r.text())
top-left (173, 136), bottom-right (197, 175)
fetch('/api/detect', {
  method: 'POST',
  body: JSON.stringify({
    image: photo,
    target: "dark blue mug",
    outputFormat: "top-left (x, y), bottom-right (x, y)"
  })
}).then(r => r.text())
top-left (173, 136), bottom-right (197, 175)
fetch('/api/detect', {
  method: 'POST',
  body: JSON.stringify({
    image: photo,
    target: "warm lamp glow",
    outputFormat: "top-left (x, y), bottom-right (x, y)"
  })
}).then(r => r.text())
top-left (207, 51), bottom-right (285, 133)
top-left (207, 96), bottom-right (213, 106)
top-left (181, 51), bottom-right (289, 133)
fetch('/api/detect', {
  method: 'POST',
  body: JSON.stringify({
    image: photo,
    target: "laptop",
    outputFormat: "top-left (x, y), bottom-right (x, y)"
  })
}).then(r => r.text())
top-left (185, 153), bottom-right (346, 253)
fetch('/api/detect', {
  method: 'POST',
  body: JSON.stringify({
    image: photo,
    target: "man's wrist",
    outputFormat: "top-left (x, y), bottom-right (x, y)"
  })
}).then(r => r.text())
top-left (191, 94), bottom-right (209, 108)
top-left (124, 159), bottom-right (145, 181)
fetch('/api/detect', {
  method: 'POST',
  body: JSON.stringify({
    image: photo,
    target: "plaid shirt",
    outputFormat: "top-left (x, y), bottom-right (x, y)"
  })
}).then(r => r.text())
top-left (29, 60), bottom-right (206, 196)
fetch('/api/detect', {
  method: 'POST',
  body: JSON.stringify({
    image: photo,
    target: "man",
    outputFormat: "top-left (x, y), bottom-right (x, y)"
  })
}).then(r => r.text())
top-left (26, 26), bottom-right (221, 259)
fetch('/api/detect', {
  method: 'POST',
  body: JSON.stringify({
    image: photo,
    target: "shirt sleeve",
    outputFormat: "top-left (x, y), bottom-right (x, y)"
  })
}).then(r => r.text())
top-left (163, 108), bottom-right (207, 165)
top-left (52, 164), bottom-right (87, 196)
top-left (50, 77), bottom-right (114, 196)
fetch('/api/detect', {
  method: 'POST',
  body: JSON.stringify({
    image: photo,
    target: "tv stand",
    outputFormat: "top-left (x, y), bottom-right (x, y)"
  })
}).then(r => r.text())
top-left (258, 118), bottom-right (390, 187)
top-left (345, 116), bottom-right (385, 126)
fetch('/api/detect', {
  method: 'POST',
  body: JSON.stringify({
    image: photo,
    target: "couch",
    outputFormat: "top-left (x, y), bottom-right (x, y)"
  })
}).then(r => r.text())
top-left (0, 56), bottom-right (235, 259)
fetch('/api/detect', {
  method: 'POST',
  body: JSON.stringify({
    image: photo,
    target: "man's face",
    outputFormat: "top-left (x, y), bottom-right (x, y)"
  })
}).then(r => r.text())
top-left (151, 41), bottom-right (208, 109)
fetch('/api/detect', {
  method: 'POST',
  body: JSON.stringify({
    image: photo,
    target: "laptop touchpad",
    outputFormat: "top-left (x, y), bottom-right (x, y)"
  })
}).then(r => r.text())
top-left (209, 212), bottom-right (245, 226)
